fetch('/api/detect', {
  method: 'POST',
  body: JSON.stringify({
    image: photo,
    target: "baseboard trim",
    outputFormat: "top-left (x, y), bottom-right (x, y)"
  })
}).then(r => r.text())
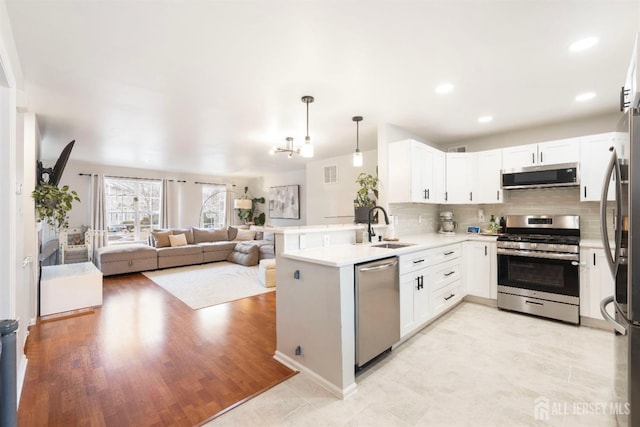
top-left (580, 316), bottom-right (614, 331)
top-left (464, 295), bottom-right (498, 307)
top-left (273, 351), bottom-right (357, 400)
top-left (17, 354), bottom-right (27, 407)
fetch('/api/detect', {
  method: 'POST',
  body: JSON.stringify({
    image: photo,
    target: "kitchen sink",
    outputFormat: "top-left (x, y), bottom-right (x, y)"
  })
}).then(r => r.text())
top-left (371, 242), bottom-right (416, 249)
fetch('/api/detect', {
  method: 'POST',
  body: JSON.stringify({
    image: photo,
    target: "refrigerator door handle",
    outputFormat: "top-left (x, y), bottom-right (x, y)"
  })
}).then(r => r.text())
top-left (600, 295), bottom-right (627, 335)
top-left (600, 147), bottom-right (623, 279)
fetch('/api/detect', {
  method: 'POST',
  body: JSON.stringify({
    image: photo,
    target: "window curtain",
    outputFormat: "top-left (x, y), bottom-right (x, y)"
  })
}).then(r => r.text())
top-left (90, 173), bottom-right (107, 262)
top-left (161, 179), bottom-right (174, 229)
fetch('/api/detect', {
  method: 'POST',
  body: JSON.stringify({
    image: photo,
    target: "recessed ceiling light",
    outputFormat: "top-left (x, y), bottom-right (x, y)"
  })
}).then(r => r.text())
top-left (575, 92), bottom-right (596, 102)
top-left (435, 83), bottom-right (454, 94)
top-left (478, 115), bottom-right (493, 123)
top-left (569, 37), bottom-right (599, 52)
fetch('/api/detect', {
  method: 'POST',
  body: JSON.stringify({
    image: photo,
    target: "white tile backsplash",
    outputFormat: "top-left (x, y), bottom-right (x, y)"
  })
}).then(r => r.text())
top-left (390, 187), bottom-right (612, 240)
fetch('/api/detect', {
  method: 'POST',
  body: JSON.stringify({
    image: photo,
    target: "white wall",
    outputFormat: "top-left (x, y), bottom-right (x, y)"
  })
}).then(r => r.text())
top-left (256, 169), bottom-right (307, 226)
top-left (305, 150), bottom-right (377, 225)
top-left (440, 111), bottom-right (620, 152)
top-left (56, 160), bottom-right (255, 229)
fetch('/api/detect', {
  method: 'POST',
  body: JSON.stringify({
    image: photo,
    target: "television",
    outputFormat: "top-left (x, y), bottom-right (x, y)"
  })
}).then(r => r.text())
top-left (37, 140), bottom-right (75, 186)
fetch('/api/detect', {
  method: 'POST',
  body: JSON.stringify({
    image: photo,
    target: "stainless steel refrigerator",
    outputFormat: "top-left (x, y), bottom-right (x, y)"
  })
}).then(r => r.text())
top-left (600, 92), bottom-right (639, 427)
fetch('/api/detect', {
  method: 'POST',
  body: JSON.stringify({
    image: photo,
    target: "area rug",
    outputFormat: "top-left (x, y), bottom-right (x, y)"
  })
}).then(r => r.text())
top-left (143, 262), bottom-right (274, 310)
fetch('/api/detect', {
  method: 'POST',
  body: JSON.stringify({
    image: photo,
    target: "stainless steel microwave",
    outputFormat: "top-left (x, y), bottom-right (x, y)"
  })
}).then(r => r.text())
top-left (501, 163), bottom-right (579, 189)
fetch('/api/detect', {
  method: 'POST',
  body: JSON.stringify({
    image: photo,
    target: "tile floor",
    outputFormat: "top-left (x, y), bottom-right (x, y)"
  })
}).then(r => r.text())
top-left (207, 302), bottom-right (626, 426)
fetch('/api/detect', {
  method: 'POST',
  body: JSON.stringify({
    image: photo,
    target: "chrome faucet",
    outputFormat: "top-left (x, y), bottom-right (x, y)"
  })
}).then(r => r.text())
top-left (368, 206), bottom-right (390, 243)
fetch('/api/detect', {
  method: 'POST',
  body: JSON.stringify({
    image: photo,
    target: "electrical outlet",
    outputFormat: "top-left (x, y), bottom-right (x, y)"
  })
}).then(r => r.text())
top-left (323, 235), bottom-right (330, 247)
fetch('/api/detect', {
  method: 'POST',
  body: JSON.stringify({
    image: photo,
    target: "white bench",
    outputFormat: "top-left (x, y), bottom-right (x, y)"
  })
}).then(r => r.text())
top-left (40, 262), bottom-right (103, 316)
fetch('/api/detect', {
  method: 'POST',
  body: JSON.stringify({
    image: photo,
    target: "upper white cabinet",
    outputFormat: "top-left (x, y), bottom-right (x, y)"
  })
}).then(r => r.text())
top-left (474, 149), bottom-right (503, 204)
top-left (445, 153), bottom-right (474, 204)
top-left (502, 138), bottom-right (580, 170)
top-left (445, 150), bottom-right (502, 204)
top-left (388, 139), bottom-right (446, 204)
top-left (580, 132), bottom-right (624, 202)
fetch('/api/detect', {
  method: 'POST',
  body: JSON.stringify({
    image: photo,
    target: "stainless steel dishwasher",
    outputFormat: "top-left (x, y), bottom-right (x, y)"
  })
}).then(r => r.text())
top-left (355, 256), bottom-right (400, 370)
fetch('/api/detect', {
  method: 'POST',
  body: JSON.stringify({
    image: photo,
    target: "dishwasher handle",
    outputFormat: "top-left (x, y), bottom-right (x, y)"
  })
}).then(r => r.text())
top-left (359, 260), bottom-right (398, 272)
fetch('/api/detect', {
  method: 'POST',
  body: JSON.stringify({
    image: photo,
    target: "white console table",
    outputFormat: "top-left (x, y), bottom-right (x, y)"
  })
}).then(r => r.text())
top-left (40, 262), bottom-right (103, 316)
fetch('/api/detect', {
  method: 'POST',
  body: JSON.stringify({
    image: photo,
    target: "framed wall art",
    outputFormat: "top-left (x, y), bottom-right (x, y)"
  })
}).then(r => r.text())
top-left (269, 185), bottom-right (300, 219)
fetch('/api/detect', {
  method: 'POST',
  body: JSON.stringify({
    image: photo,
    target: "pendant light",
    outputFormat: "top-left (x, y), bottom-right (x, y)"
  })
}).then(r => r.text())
top-left (269, 136), bottom-right (299, 158)
top-left (352, 116), bottom-right (363, 167)
top-left (300, 95), bottom-right (314, 158)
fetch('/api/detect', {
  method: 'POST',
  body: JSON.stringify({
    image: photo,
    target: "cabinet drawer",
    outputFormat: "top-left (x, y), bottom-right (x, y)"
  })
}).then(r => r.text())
top-left (429, 243), bottom-right (462, 265)
top-left (399, 250), bottom-right (430, 275)
top-left (430, 258), bottom-right (462, 291)
top-left (431, 280), bottom-right (462, 316)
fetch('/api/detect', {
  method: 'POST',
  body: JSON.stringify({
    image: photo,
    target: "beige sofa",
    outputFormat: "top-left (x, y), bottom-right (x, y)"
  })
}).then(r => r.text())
top-left (96, 226), bottom-right (275, 276)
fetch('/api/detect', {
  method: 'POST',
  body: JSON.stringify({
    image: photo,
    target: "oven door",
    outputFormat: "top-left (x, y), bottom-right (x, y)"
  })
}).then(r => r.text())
top-left (497, 251), bottom-right (580, 297)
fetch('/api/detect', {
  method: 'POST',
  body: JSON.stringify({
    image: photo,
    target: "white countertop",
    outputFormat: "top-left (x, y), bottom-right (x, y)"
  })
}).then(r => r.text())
top-left (281, 232), bottom-right (498, 267)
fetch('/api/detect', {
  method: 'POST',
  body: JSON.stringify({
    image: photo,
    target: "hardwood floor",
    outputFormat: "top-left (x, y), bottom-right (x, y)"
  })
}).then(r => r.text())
top-left (18, 272), bottom-right (295, 426)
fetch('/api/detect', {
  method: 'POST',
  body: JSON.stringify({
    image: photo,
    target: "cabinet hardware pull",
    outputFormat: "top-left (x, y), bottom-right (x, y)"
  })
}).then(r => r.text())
top-left (413, 259), bottom-right (425, 264)
top-left (540, 152), bottom-right (543, 163)
top-left (444, 251), bottom-right (454, 256)
top-left (469, 191), bottom-right (473, 201)
top-left (532, 153), bottom-right (535, 164)
top-left (444, 294), bottom-right (455, 301)
top-left (593, 252), bottom-right (596, 266)
top-left (445, 191), bottom-right (448, 201)
top-left (427, 189), bottom-right (430, 200)
top-left (423, 189), bottom-right (427, 199)
top-left (485, 246), bottom-right (487, 256)
top-left (525, 300), bottom-right (544, 306)
top-left (496, 190), bottom-right (499, 201)
top-left (444, 271), bottom-right (455, 277)
top-left (584, 186), bottom-right (587, 198)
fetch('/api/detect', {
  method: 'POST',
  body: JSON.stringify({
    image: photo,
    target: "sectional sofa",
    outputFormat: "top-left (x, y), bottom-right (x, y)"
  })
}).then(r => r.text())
top-left (96, 226), bottom-right (275, 276)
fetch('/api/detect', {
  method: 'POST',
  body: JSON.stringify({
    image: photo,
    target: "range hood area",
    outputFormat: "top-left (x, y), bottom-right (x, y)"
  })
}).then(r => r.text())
top-left (501, 162), bottom-right (579, 190)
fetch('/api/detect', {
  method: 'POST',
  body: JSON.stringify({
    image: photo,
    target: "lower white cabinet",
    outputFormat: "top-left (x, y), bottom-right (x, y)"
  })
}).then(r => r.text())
top-left (399, 243), bottom-right (462, 339)
top-left (580, 247), bottom-right (615, 320)
top-left (463, 240), bottom-right (497, 299)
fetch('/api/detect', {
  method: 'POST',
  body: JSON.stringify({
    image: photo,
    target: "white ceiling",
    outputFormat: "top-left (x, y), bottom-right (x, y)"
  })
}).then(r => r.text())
top-left (5, 1), bottom-right (640, 177)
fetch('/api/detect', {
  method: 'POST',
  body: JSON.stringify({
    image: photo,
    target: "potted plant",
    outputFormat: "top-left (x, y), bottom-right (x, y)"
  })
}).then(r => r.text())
top-left (236, 186), bottom-right (266, 226)
top-left (354, 172), bottom-right (379, 223)
top-left (31, 183), bottom-right (81, 230)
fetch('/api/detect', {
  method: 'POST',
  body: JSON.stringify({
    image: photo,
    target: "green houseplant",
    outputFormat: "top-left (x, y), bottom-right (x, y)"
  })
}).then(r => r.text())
top-left (354, 172), bottom-right (379, 223)
top-left (236, 186), bottom-right (266, 226)
top-left (32, 183), bottom-right (81, 230)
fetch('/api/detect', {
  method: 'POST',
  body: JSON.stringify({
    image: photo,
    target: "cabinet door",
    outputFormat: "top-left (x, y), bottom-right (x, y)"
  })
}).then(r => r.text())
top-left (432, 149), bottom-right (447, 203)
top-left (538, 137), bottom-right (580, 165)
top-left (502, 143), bottom-right (537, 169)
top-left (399, 270), bottom-right (429, 338)
top-left (388, 139), bottom-right (444, 204)
top-left (580, 248), bottom-right (616, 320)
top-left (474, 149), bottom-right (503, 203)
top-left (445, 152), bottom-right (474, 204)
top-left (412, 144), bottom-right (435, 202)
top-left (464, 241), bottom-right (492, 298)
top-left (580, 133), bottom-right (622, 201)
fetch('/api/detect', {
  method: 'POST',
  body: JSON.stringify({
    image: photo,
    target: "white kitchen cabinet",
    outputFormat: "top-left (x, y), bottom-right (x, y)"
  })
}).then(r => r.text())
top-left (463, 240), bottom-right (497, 299)
top-left (445, 152), bottom-right (474, 204)
top-left (502, 138), bottom-right (580, 170)
top-left (580, 132), bottom-right (624, 202)
top-left (399, 249), bottom-right (431, 338)
top-left (580, 247), bottom-right (615, 320)
top-left (427, 244), bottom-right (463, 317)
top-left (474, 149), bottom-right (503, 203)
top-left (388, 139), bottom-right (445, 204)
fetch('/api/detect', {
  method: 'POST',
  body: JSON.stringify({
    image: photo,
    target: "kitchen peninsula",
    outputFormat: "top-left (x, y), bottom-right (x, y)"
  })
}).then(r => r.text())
top-left (272, 225), bottom-right (498, 399)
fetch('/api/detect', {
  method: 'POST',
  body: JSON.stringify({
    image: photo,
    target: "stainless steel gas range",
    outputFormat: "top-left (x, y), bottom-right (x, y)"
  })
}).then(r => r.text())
top-left (496, 215), bottom-right (580, 324)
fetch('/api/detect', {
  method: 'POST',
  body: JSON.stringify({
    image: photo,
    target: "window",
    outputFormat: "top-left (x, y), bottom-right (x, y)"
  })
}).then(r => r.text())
top-left (104, 178), bottom-right (162, 243)
top-left (201, 184), bottom-right (227, 229)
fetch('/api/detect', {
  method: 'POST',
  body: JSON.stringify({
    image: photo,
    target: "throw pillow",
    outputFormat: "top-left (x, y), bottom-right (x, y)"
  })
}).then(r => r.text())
top-left (227, 226), bottom-right (239, 241)
top-left (227, 243), bottom-right (259, 266)
top-left (169, 233), bottom-right (188, 247)
top-left (235, 229), bottom-right (257, 241)
top-left (171, 228), bottom-right (194, 245)
top-left (151, 230), bottom-right (171, 248)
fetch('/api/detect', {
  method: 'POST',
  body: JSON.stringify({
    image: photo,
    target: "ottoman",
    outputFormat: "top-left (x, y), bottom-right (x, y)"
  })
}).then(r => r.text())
top-left (96, 244), bottom-right (158, 276)
top-left (258, 259), bottom-right (276, 288)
